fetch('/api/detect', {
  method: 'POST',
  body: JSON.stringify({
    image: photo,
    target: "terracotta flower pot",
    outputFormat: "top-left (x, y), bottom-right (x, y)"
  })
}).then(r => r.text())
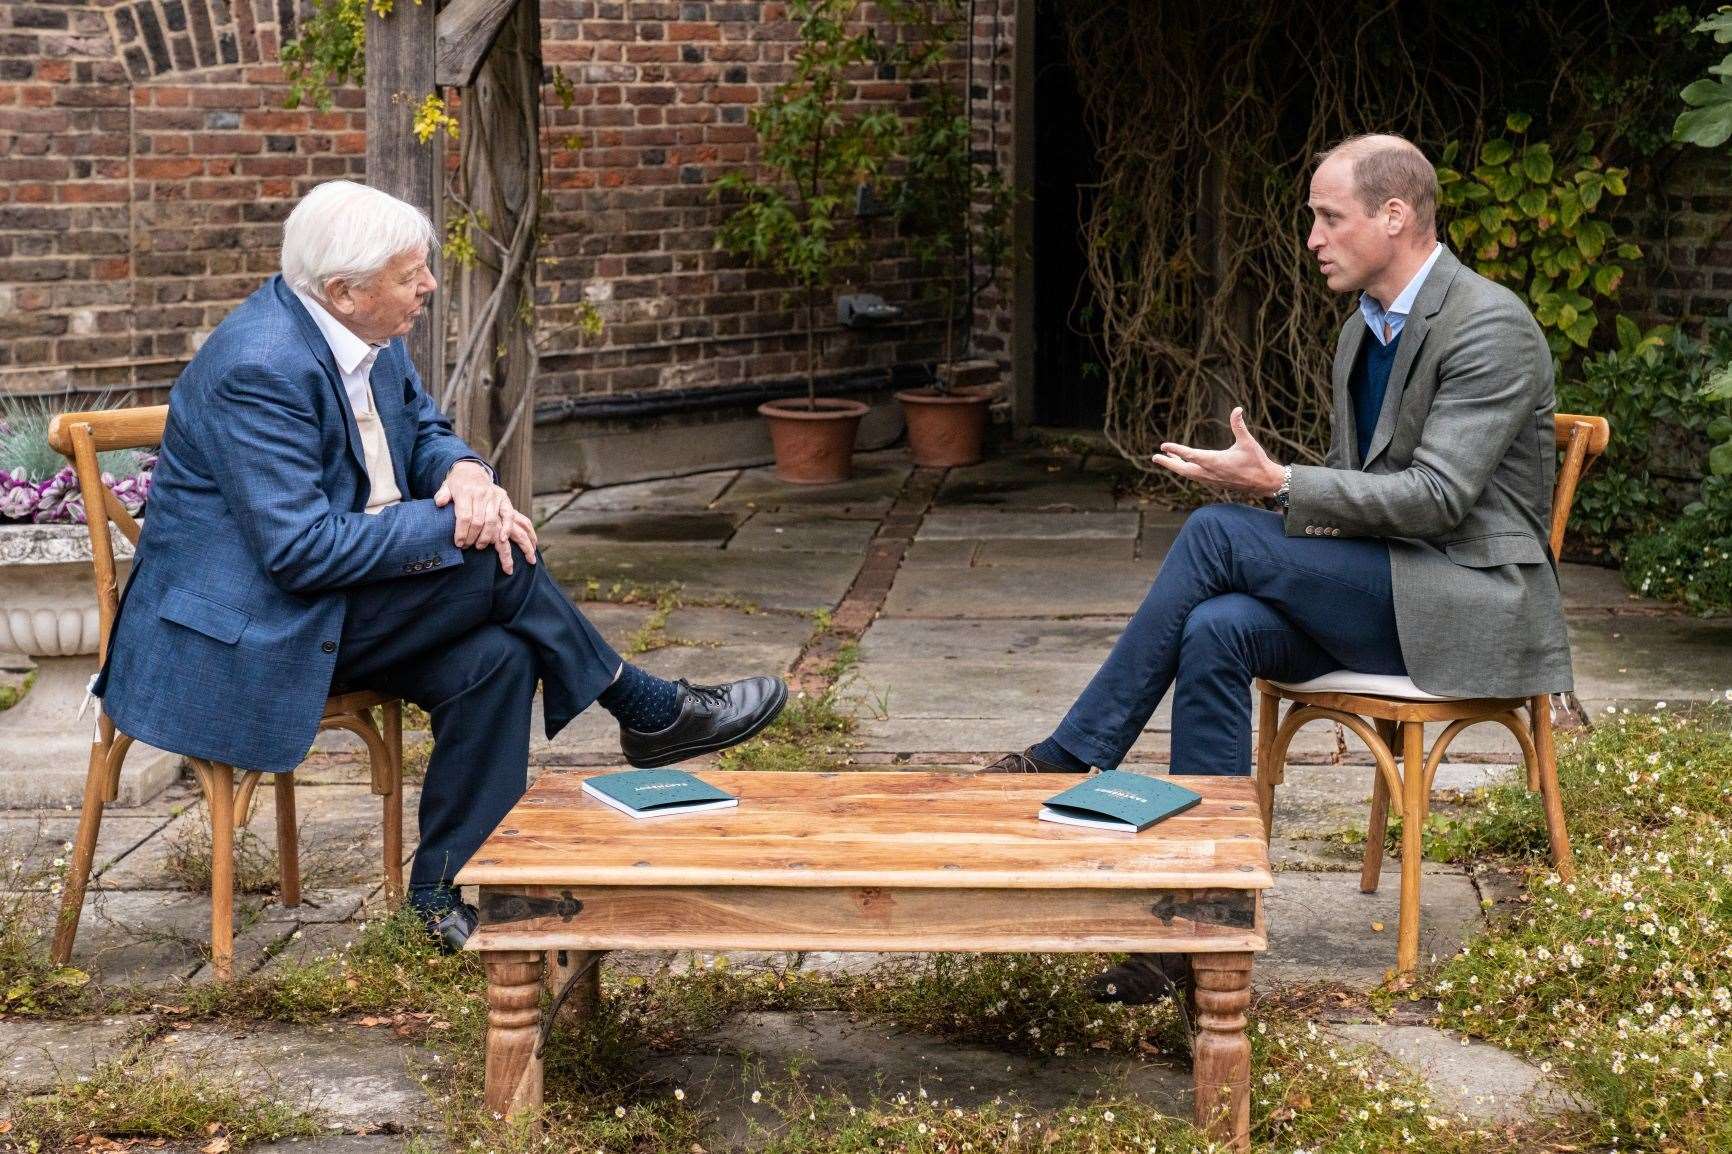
top-left (757, 397), bottom-right (870, 484)
top-left (896, 386), bottom-right (992, 468)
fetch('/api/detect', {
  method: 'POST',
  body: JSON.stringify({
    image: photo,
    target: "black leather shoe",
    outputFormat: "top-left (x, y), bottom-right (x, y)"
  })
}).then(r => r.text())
top-left (421, 901), bottom-right (479, 954)
top-left (1089, 953), bottom-right (1193, 1005)
top-left (983, 746), bottom-right (1089, 773)
top-left (620, 676), bottom-right (788, 768)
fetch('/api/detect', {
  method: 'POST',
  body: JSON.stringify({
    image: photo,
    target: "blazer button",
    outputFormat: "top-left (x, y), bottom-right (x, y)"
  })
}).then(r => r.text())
top-left (321, 641), bottom-right (337, 653)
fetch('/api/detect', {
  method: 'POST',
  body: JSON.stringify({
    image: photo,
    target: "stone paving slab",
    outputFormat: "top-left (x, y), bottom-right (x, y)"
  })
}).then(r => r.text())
top-left (974, 538), bottom-right (1139, 565)
top-left (551, 548), bottom-right (861, 612)
top-left (1260, 868), bottom-right (1481, 987)
top-left (937, 458), bottom-right (1118, 511)
top-left (538, 508), bottom-right (745, 548)
top-left (151, 1020), bottom-right (438, 1131)
top-left (101, 785), bottom-right (406, 893)
top-left (0, 813), bottom-right (169, 889)
top-left (569, 470), bottom-right (740, 512)
top-left (917, 510), bottom-right (1140, 540)
top-left (1558, 561), bottom-right (1671, 612)
top-left (1569, 612), bottom-right (1732, 702)
top-left (727, 511), bottom-right (881, 553)
top-left (717, 457), bottom-right (912, 515)
top-left (59, 888), bottom-right (267, 984)
top-left (0, 1015), bottom-right (148, 1094)
top-left (1331, 1023), bottom-right (1585, 1122)
top-left (880, 564), bottom-right (1156, 618)
top-left (657, 1009), bottom-right (1192, 1152)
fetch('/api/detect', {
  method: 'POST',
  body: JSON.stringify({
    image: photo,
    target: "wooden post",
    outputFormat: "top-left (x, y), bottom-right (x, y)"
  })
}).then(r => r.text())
top-left (366, 0), bottom-right (444, 404)
top-left (484, 949), bottom-right (546, 1116)
top-left (382, 699), bottom-right (405, 906)
top-left (1397, 720), bottom-right (1427, 975)
top-left (1191, 951), bottom-right (1254, 1152)
top-left (455, 0), bottom-right (542, 509)
top-left (273, 772), bottom-right (301, 909)
top-left (1361, 717), bottom-right (1397, 894)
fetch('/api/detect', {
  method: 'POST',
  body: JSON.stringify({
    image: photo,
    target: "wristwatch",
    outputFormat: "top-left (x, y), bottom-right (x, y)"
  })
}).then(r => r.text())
top-left (1272, 465), bottom-right (1292, 510)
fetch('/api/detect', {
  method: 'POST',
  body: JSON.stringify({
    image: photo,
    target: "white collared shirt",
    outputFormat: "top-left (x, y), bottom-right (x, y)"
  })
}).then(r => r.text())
top-left (1359, 242), bottom-right (1443, 346)
top-left (292, 288), bottom-right (402, 513)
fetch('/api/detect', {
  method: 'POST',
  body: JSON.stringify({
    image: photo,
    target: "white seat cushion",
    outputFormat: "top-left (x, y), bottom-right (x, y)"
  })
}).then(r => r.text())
top-left (1269, 670), bottom-right (1466, 702)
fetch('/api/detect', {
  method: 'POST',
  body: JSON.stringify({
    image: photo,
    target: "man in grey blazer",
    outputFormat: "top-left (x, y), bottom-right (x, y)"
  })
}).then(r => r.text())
top-left (988, 134), bottom-right (1570, 1002)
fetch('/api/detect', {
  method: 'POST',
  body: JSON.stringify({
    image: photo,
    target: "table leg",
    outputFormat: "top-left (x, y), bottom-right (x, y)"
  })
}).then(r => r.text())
top-left (484, 950), bottom-right (545, 1117)
top-left (1190, 951), bottom-right (1254, 1153)
top-left (545, 948), bottom-right (604, 1025)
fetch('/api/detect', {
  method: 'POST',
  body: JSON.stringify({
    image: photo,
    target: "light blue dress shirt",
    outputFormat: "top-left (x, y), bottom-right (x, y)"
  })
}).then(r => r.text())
top-left (1358, 242), bottom-right (1443, 346)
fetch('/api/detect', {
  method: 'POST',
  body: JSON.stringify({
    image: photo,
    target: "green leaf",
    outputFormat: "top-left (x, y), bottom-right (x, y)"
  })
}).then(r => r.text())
top-left (1480, 139), bottom-right (1515, 165)
top-left (1615, 313), bottom-right (1640, 353)
top-left (1556, 303), bottom-right (1580, 330)
top-left (1704, 364), bottom-right (1732, 402)
top-left (1711, 439), bottom-right (1732, 477)
top-left (1565, 314), bottom-right (1596, 347)
top-left (1617, 243), bottom-right (1642, 260)
top-left (1673, 79), bottom-right (1732, 147)
top-left (1436, 165), bottom-right (1461, 186)
top-left (1706, 415), bottom-right (1732, 442)
top-left (1576, 224), bottom-right (1606, 261)
top-left (1593, 265), bottom-right (1624, 297)
top-left (1516, 189), bottom-right (1548, 218)
top-left (1521, 144), bottom-right (1554, 184)
top-left (1447, 217), bottom-right (1479, 249)
top-left (1505, 112), bottom-right (1532, 134)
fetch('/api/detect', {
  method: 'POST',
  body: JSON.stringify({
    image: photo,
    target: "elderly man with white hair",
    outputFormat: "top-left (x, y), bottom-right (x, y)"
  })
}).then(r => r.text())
top-left (93, 181), bottom-right (787, 950)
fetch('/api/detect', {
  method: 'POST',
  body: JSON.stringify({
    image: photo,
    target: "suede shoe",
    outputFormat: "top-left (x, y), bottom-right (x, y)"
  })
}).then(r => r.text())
top-left (983, 746), bottom-right (1089, 773)
top-left (419, 901), bottom-right (479, 954)
top-left (1089, 952), bottom-right (1193, 1005)
top-left (620, 675), bottom-right (788, 768)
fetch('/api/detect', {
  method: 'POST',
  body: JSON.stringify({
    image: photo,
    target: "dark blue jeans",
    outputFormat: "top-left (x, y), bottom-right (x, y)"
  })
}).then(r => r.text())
top-left (334, 546), bottom-right (621, 899)
top-left (1053, 504), bottom-right (1407, 775)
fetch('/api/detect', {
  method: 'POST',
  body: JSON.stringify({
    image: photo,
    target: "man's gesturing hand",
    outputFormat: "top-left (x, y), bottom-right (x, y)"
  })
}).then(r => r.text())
top-left (1152, 407), bottom-right (1285, 497)
top-left (434, 460), bottom-right (540, 574)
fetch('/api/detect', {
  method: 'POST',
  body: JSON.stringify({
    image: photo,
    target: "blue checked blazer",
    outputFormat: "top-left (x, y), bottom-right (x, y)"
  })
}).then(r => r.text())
top-left (95, 275), bottom-right (481, 772)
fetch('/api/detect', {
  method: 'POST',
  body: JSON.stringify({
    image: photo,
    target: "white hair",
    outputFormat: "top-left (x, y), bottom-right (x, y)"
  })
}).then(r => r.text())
top-left (280, 180), bottom-right (436, 301)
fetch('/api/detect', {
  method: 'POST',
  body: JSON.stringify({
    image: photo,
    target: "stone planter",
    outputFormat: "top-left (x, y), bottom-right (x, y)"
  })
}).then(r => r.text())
top-left (0, 522), bottom-right (178, 806)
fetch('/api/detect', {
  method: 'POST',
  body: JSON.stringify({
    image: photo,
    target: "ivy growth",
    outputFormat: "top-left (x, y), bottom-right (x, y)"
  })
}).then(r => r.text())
top-left (280, 0), bottom-right (373, 112)
top-left (1439, 114), bottom-right (1637, 362)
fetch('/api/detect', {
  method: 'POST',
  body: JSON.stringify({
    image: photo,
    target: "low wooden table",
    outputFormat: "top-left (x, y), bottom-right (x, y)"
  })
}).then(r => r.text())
top-left (457, 770), bottom-right (1270, 1150)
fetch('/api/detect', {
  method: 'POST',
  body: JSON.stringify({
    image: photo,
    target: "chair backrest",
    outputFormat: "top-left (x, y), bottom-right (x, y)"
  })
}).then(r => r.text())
top-left (45, 405), bottom-right (169, 667)
top-left (1550, 412), bottom-right (1611, 560)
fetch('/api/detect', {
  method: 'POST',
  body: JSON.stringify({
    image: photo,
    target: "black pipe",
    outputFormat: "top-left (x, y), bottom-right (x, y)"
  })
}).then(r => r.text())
top-left (533, 363), bottom-right (937, 424)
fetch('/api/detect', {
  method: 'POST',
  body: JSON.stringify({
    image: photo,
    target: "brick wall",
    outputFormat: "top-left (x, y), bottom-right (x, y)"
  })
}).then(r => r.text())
top-left (1, 0), bottom-right (1005, 408)
top-left (1619, 150), bottom-right (1732, 332)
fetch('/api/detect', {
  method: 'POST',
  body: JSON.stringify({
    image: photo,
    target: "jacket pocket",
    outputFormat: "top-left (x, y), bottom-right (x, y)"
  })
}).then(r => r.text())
top-left (1443, 532), bottom-right (1549, 568)
top-left (158, 586), bottom-right (250, 644)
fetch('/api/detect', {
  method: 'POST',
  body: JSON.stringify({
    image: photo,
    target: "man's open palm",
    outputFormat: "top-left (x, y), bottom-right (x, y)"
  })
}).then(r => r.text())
top-left (1152, 407), bottom-right (1284, 496)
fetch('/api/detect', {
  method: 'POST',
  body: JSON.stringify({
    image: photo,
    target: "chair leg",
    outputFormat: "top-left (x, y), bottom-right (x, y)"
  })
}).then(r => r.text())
top-left (1396, 721), bottom-right (1428, 976)
top-left (197, 761), bottom-right (238, 981)
top-left (1360, 719), bottom-right (1397, 894)
top-left (273, 771), bottom-right (301, 908)
top-left (381, 700), bottom-right (405, 907)
top-left (1254, 688), bottom-right (1279, 839)
top-left (51, 740), bottom-right (112, 966)
top-left (1530, 696), bottom-right (1575, 883)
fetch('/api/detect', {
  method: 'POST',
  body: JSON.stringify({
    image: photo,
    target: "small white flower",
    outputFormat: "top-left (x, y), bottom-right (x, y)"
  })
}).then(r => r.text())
top-left (751, 1090), bottom-right (762, 1104)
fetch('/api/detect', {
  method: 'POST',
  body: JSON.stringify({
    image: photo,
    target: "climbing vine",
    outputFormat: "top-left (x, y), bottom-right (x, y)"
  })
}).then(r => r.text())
top-left (1059, 1), bottom-right (1711, 490)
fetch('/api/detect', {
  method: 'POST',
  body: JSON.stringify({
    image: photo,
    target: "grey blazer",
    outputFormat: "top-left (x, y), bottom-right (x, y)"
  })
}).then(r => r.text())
top-left (1284, 246), bottom-right (1572, 699)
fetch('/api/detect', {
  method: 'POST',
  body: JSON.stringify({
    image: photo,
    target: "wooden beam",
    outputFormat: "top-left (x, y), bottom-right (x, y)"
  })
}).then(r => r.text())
top-left (366, 0), bottom-right (444, 404)
top-left (437, 0), bottom-right (519, 87)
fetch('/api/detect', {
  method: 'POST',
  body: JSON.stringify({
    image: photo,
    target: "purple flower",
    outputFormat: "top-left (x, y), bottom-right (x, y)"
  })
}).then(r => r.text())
top-left (30, 468), bottom-right (84, 525)
top-left (0, 468), bottom-right (37, 521)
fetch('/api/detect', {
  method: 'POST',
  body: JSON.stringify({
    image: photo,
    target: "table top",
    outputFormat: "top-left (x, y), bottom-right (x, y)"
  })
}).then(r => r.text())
top-left (455, 770), bottom-right (1271, 891)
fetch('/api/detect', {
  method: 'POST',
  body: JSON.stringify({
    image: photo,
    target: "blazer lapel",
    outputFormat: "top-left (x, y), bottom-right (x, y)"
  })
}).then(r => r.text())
top-left (1333, 312), bottom-right (1365, 468)
top-left (1362, 247), bottom-right (1461, 469)
top-left (276, 277), bottom-right (369, 483)
top-left (372, 344), bottom-right (414, 498)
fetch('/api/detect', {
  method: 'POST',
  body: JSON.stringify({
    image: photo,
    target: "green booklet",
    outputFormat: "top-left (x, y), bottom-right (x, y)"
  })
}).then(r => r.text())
top-left (1038, 770), bottom-right (1202, 833)
top-left (581, 768), bottom-right (739, 820)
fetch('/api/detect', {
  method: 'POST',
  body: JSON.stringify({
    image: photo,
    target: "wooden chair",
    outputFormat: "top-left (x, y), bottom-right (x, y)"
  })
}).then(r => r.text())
top-left (1254, 412), bottom-right (1610, 976)
top-left (45, 405), bottom-right (407, 980)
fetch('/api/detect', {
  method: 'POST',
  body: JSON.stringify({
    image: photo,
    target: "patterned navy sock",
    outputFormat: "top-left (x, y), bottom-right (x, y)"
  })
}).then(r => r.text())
top-left (1029, 735), bottom-right (1090, 772)
top-left (597, 663), bottom-right (684, 732)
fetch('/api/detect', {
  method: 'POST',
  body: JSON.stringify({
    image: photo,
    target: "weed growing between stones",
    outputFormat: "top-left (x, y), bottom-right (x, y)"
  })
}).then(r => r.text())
top-left (1, 1060), bottom-right (322, 1151)
top-left (0, 835), bottom-right (90, 1015)
top-left (161, 808), bottom-right (374, 895)
top-left (716, 683), bottom-right (859, 773)
top-left (1432, 704), bottom-right (1732, 1149)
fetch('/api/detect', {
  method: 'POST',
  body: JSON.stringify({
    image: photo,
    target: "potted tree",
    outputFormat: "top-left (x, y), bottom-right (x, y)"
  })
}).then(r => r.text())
top-left (715, 0), bottom-right (902, 484)
top-left (891, 0), bottom-right (1012, 468)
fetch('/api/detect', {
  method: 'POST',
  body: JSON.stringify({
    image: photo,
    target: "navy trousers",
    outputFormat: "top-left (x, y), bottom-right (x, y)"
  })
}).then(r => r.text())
top-left (334, 546), bottom-right (621, 897)
top-left (1053, 504), bottom-right (1407, 775)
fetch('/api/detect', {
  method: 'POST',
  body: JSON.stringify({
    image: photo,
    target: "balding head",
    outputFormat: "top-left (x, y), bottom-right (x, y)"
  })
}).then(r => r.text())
top-left (1314, 134), bottom-right (1439, 235)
